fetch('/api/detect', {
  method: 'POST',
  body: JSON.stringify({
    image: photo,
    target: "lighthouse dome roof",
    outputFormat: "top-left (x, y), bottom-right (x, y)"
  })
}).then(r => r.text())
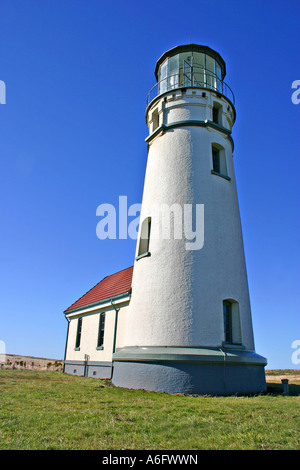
top-left (154, 43), bottom-right (226, 80)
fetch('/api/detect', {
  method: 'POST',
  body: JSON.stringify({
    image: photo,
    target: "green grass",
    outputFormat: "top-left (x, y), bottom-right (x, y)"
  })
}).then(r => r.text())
top-left (0, 370), bottom-right (299, 450)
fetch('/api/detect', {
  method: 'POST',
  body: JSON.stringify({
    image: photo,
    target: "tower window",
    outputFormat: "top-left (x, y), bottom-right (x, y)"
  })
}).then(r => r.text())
top-left (211, 144), bottom-right (229, 180)
top-left (75, 317), bottom-right (82, 350)
top-left (212, 106), bottom-right (219, 124)
top-left (212, 147), bottom-right (221, 173)
top-left (223, 300), bottom-right (242, 345)
top-left (152, 109), bottom-right (159, 132)
top-left (223, 301), bottom-right (232, 344)
top-left (97, 312), bottom-right (106, 349)
top-left (212, 102), bottom-right (222, 125)
top-left (137, 217), bottom-right (151, 259)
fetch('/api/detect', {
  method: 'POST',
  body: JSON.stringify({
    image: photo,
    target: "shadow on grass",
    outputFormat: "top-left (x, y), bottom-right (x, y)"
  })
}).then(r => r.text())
top-left (266, 382), bottom-right (300, 396)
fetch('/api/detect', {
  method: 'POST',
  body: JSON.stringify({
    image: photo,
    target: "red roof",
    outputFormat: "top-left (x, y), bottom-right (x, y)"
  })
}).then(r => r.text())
top-left (64, 266), bottom-right (133, 313)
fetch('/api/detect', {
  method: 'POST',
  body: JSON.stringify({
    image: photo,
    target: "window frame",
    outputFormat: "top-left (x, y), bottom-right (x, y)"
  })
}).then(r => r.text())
top-left (152, 108), bottom-right (159, 132)
top-left (212, 146), bottom-right (221, 173)
top-left (223, 300), bottom-right (233, 344)
top-left (222, 299), bottom-right (242, 347)
top-left (96, 312), bottom-right (106, 350)
top-left (212, 102), bottom-right (222, 126)
top-left (212, 106), bottom-right (219, 124)
top-left (136, 217), bottom-right (151, 260)
top-left (211, 144), bottom-right (231, 181)
top-left (74, 317), bottom-right (82, 351)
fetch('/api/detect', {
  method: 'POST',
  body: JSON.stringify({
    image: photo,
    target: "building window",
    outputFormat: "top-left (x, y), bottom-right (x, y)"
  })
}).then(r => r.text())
top-left (211, 144), bottom-right (230, 180)
top-left (212, 102), bottom-right (222, 125)
top-left (137, 217), bottom-right (151, 259)
top-left (75, 317), bottom-right (82, 350)
top-left (97, 312), bottom-right (105, 349)
top-left (223, 300), bottom-right (242, 345)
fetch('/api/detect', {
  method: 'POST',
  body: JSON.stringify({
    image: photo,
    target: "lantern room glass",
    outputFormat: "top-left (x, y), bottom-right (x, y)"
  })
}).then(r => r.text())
top-left (157, 51), bottom-right (223, 95)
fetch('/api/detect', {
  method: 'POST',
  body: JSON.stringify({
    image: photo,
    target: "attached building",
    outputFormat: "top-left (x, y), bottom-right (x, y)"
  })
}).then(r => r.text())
top-left (63, 266), bottom-right (133, 379)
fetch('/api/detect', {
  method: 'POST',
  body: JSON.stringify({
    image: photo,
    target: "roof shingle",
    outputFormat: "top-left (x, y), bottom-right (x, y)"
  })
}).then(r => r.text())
top-left (64, 266), bottom-right (133, 313)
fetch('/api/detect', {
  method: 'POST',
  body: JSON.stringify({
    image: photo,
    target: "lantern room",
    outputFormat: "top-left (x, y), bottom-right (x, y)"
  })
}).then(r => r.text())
top-left (147, 44), bottom-right (234, 105)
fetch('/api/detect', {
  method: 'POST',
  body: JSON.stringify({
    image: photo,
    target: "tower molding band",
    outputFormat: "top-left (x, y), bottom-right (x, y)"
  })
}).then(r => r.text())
top-left (113, 346), bottom-right (267, 367)
top-left (145, 120), bottom-right (234, 151)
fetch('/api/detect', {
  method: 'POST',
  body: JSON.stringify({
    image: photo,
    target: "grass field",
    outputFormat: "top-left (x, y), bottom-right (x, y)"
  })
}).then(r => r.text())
top-left (0, 369), bottom-right (299, 450)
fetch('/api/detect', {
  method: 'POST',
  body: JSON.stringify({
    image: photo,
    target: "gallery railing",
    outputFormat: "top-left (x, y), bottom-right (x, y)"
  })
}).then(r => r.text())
top-left (146, 67), bottom-right (235, 106)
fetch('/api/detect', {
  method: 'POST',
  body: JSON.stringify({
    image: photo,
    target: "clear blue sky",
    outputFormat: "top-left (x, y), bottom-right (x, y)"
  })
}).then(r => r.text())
top-left (0, 0), bottom-right (299, 369)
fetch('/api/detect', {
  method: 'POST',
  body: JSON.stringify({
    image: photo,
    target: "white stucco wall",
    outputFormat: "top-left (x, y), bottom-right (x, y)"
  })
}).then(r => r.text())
top-left (114, 304), bottom-right (132, 349)
top-left (65, 301), bottom-right (130, 363)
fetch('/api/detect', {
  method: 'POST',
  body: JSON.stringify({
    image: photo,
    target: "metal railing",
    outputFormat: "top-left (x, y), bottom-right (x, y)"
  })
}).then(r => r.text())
top-left (146, 66), bottom-right (235, 107)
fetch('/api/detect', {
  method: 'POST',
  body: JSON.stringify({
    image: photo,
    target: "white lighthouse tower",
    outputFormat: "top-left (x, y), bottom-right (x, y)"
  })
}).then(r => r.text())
top-left (113, 44), bottom-right (267, 395)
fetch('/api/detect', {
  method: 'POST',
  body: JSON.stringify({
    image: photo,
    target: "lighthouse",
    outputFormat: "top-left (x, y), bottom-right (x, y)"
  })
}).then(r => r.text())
top-left (112, 44), bottom-right (267, 395)
top-left (63, 43), bottom-right (267, 395)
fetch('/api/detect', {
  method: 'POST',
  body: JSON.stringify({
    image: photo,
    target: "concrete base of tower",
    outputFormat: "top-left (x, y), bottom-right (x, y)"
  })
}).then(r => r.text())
top-left (112, 346), bottom-right (267, 395)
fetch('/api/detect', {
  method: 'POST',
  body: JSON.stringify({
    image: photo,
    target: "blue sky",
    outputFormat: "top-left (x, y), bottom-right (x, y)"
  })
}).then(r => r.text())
top-left (0, 0), bottom-right (299, 369)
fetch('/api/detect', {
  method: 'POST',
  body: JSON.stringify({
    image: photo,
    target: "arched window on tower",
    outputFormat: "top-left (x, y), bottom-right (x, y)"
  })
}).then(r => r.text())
top-left (136, 217), bottom-right (151, 260)
top-left (211, 143), bottom-right (230, 180)
top-left (223, 299), bottom-right (242, 346)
